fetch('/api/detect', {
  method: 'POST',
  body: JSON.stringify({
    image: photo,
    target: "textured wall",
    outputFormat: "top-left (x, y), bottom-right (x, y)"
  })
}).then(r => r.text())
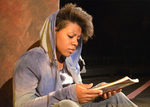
top-left (0, 0), bottom-right (59, 106)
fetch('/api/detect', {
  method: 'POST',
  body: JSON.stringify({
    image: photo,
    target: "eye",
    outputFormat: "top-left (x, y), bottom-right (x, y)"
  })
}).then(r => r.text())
top-left (68, 35), bottom-right (73, 38)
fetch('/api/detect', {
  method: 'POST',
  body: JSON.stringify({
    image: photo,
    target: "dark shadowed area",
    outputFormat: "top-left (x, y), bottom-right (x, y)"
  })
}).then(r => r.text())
top-left (60, 1), bottom-right (150, 106)
top-left (61, 0), bottom-right (150, 67)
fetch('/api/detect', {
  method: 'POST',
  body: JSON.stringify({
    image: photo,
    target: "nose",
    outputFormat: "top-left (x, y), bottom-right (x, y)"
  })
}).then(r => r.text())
top-left (72, 38), bottom-right (78, 47)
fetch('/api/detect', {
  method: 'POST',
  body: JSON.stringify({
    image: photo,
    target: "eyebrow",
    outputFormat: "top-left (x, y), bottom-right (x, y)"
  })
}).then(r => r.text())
top-left (69, 32), bottom-right (81, 37)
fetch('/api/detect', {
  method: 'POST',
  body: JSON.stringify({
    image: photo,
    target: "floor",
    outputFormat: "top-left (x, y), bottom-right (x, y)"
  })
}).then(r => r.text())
top-left (81, 66), bottom-right (150, 107)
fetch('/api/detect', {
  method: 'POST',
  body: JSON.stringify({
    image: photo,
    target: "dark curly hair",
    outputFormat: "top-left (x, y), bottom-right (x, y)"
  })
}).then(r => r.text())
top-left (56, 3), bottom-right (94, 43)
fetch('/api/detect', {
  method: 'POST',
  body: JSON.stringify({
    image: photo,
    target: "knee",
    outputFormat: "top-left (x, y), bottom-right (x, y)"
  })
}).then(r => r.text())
top-left (53, 100), bottom-right (80, 107)
top-left (115, 92), bottom-right (128, 100)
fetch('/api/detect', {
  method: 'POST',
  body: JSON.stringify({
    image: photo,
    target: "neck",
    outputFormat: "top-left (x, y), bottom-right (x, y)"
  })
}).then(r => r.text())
top-left (56, 51), bottom-right (65, 70)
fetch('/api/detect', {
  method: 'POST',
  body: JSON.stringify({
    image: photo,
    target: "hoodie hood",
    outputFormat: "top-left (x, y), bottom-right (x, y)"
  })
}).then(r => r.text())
top-left (40, 11), bottom-right (83, 68)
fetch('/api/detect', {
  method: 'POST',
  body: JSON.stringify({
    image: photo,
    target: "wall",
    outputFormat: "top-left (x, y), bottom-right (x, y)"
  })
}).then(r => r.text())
top-left (0, 0), bottom-right (59, 106)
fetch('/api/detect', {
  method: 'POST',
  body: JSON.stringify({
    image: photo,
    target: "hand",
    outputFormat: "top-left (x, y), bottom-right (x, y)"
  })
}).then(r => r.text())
top-left (101, 88), bottom-right (122, 99)
top-left (99, 82), bottom-right (122, 99)
top-left (76, 83), bottom-right (103, 104)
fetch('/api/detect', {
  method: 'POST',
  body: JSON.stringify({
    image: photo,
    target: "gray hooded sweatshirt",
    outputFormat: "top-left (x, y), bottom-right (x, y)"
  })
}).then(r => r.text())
top-left (13, 11), bottom-right (83, 107)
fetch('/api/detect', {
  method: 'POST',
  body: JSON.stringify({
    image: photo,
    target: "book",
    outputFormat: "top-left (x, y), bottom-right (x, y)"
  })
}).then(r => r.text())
top-left (91, 76), bottom-right (139, 93)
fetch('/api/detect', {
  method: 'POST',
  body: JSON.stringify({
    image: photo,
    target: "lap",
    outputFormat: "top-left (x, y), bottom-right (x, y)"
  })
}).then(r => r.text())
top-left (82, 92), bottom-right (138, 107)
top-left (52, 92), bottom-right (138, 107)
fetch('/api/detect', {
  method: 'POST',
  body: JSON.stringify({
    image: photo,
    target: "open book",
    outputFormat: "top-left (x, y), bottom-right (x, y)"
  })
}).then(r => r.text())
top-left (91, 76), bottom-right (139, 93)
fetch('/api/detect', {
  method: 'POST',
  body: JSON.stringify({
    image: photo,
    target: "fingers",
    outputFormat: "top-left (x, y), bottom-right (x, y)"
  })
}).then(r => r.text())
top-left (116, 88), bottom-right (122, 92)
top-left (102, 93), bottom-right (107, 99)
top-left (111, 90), bottom-right (116, 96)
top-left (76, 84), bottom-right (103, 103)
top-left (80, 93), bottom-right (100, 103)
top-left (79, 97), bottom-right (95, 104)
top-left (77, 91), bottom-right (100, 103)
top-left (102, 92), bottom-right (111, 99)
top-left (87, 89), bottom-right (103, 95)
top-left (101, 89), bottom-right (122, 99)
top-left (76, 84), bottom-right (123, 103)
top-left (85, 93), bottom-right (99, 98)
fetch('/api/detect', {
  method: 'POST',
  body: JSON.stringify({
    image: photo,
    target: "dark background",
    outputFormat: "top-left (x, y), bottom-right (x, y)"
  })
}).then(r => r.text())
top-left (60, 0), bottom-right (150, 67)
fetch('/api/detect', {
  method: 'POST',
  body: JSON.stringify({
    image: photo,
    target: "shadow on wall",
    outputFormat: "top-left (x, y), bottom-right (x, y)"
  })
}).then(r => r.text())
top-left (0, 78), bottom-right (13, 107)
top-left (27, 40), bottom-right (40, 51)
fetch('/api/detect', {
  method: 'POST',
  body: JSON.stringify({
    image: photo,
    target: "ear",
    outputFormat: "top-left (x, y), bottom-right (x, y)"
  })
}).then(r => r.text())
top-left (55, 27), bottom-right (58, 36)
top-left (55, 27), bottom-right (58, 32)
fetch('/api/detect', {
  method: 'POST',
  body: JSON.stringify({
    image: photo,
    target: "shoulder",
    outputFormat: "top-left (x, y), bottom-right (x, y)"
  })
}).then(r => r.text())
top-left (23, 47), bottom-right (47, 59)
top-left (16, 47), bottom-right (49, 68)
top-left (25, 47), bottom-right (46, 58)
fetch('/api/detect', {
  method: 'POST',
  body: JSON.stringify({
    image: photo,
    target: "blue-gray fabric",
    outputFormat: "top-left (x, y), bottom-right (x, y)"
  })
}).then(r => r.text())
top-left (13, 11), bottom-right (82, 107)
top-left (59, 63), bottom-right (75, 88)
top-left (51, 92), bottom-right (138, 107)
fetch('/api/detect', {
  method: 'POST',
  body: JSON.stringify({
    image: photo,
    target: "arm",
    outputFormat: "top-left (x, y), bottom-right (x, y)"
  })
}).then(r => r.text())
top-left (13, 66), bottom-right (78, 107)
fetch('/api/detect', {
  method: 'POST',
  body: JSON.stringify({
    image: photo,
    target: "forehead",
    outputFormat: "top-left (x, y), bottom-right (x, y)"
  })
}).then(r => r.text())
top-left (65, 22), bottom-right (82, 35)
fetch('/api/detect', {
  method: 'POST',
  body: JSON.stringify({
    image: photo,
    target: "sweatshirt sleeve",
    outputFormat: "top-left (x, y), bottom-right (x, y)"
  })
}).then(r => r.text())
top-left (24, 85), bottom-right (78, 107)
top-left (13, 66), bottom-right (79, 107)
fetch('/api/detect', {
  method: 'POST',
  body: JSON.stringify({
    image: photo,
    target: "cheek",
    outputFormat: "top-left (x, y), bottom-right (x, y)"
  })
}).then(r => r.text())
top-left (56, 32), bottom-right (70, 51)
top-left (60, 36), bottom-right (70, 46)
top-left (56, 37), bottom-right (67, 51)
top-left (60, 39), bottom-right (69, 49)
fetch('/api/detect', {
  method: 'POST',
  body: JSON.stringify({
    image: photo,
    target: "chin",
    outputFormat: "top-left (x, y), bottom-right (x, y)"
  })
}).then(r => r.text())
top-left (65, 54), bottom-right (71, 57)
top-left (63, 53), bottom-right (72, 57)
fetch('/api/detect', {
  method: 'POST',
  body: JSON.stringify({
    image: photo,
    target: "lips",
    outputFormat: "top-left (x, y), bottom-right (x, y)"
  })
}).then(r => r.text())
top-left (68, 49), bottom-right (75, 53)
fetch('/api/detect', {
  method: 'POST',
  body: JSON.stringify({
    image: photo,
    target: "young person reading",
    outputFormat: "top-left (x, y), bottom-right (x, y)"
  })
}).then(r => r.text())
top-left (13, 3), bottom-right (138, 107)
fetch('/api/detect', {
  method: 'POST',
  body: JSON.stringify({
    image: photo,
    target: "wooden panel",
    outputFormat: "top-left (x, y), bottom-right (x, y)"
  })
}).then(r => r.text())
top-left (0, 0), bottom-right (59, 106)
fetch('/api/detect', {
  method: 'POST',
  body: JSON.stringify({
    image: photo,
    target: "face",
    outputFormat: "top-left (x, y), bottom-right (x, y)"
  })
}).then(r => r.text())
top-left (56, 22), bottom-right (82, 57)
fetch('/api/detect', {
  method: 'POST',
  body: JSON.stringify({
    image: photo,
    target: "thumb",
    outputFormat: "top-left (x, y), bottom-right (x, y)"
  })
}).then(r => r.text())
top-left (82, 83), bottom-right (93, 89)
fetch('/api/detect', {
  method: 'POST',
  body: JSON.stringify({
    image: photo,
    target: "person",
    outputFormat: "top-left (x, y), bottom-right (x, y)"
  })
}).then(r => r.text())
top-left (13, 3), bottom-right (138, 107)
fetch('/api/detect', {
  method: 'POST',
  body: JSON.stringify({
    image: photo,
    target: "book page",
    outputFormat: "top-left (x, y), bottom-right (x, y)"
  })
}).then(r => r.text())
top-left (91, 76), bottom-right (139, 93)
